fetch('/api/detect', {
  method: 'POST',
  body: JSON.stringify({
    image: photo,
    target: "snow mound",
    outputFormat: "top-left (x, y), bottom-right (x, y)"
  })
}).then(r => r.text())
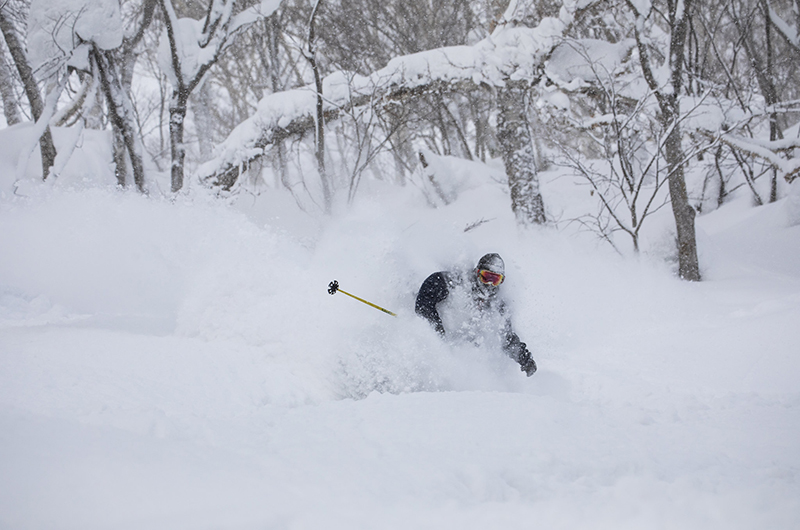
top-left (1, 160), bottom-right (798, 528)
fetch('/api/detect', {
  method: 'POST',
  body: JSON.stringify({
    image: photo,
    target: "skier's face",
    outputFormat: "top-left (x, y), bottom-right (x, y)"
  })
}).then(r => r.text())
top-left (477, 269), bottom-right (504, 286)
top-left (473, 269), bottom-right (502, 298)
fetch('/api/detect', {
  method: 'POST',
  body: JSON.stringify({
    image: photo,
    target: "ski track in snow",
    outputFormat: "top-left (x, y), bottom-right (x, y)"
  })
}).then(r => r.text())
top-left (1, 164), bottom-right (799, 528)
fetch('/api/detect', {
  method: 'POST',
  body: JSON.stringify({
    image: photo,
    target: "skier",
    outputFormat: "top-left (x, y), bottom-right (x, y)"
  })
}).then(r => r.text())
top-left (415, 253), bottom-right (537, 376)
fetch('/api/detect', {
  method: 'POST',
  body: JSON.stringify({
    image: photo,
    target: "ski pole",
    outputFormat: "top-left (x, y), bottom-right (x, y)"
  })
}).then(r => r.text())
top-left (327, 280), bottom-right (396, 316)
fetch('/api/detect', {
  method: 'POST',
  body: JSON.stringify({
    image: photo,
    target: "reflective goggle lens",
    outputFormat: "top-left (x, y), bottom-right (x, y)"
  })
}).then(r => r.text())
top-left (478, 269), bottom-right (504, 286)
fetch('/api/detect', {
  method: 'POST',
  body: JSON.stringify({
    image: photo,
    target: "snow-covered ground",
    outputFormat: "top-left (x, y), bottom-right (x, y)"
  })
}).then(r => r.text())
top-left (1, 133), bottom-right (799, 529)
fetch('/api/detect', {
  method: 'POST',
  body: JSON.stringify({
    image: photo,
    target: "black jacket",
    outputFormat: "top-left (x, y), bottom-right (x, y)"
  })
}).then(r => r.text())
top-left (415, 271), bottom-right (536, 375)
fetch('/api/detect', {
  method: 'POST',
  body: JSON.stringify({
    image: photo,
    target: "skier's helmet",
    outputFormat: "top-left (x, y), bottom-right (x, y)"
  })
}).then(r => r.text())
top-left (475, 253), bottom-right (505, 287)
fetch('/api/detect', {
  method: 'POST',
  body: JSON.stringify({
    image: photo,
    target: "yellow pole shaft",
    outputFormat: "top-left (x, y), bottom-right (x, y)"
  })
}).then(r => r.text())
top-left (338, 288), bottom-right (397, 316)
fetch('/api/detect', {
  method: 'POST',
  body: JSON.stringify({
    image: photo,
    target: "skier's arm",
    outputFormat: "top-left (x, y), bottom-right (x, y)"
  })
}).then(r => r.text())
top-left (503, 329), bottom-right (537, 376)
top-left (415, 272), bottom-right (449, 336)
top-left (500, 308), bottom-right (537, 376)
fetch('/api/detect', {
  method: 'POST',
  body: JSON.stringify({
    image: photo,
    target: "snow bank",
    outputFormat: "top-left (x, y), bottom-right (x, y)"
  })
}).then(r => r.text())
top-left (1, 154), bottom-right (799, 528)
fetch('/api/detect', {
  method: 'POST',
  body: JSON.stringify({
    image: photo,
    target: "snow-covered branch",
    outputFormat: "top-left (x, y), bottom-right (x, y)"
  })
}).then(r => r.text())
top-left (158, 0), bottom-right (284, 191)
top-left (158, 0), bottom-right (283, 93)
top-left (768, 4), bottom-right (800, 54)
top-left (199, 2), bottom-right (597, 185)
top-left (713, 133), bottom-right (800, 183)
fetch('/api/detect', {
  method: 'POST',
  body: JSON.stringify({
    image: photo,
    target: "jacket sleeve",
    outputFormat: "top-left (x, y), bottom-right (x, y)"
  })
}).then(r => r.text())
top-left (500, 304), bottom-right (537, 375)
top-left (415, 272), bottom-right (449, 336)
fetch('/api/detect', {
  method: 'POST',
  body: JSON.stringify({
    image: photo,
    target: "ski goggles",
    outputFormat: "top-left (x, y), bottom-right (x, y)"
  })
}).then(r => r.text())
top-left (478, 269), bottom-right (504, 286)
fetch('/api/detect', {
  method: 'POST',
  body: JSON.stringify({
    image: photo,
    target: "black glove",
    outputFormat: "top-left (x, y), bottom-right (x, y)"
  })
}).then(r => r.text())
top-left (520, 357), bottom-right (537, 377)
top-left (517, 344), bottom-right (537, 377)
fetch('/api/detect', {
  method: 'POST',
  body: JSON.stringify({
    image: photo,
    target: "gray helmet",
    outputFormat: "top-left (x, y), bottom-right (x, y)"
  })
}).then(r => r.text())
top-left (476, 253), bottom-right (505, 275)
top-left (473, 253), bottom-right (505, 298)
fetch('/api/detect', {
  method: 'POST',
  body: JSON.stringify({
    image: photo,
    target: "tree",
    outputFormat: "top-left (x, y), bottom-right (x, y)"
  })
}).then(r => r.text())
top-left (546, 39), bottom-right (672, 252)
top-left (158, 0), bottom-right (284, 192)
top-left (0, 1), bottom-right (57, 179)
top-left (303, 0), bottom-right (330, 211)
top-left (92, 0), bottom-right (158, 192)
top-left (91, 45), bottom-right (148, 192)
top-left (627, 0), bottom-right (701, 281)
top-left (497, 84), bottom-right (546, 224)
top-left (5, 0), bottom-right (155, 191)
top-left (689, 0), bottom-right (800, 205)
top-left (200, 0), bottom-right (601, 219)
top-left (0, 37), bottom-right (22, 125)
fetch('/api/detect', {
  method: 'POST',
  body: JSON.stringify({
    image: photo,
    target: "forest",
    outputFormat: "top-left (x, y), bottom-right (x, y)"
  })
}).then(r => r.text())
top-left (2, 0), bottom-right (799, 277)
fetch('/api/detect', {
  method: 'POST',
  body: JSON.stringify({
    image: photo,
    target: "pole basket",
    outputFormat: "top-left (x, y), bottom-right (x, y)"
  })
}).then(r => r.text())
top-left (328, 280), bottom-right (339, 295)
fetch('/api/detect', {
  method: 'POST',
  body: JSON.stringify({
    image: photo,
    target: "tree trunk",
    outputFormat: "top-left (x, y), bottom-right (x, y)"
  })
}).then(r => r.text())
top-left (112, 128), bottom-right (128, 187)
top-left (496, 85), bottom-right (545, 225)
top-left (663, 112), bottom-right (700, 280)
top-left (169, 90), bottom-right (189, 192)
top-left (308, 0), bottom-right (331, 212)
top-left (104, 0), bottom-right (156, 189)
top-left (267, 12), bottom-right (289, 188)
top-left (93, 47), bottom-right (146, 193)
top-left (0, 9), bottom-right (57, 178)
top-left (663, 0), bottom-right (700, 281)
top-left (631, 0), bottom-right (700, 280)
top-left (193, 81), bottom-right (214, 162)
top-left (762, 0), bottom-right (779, 203)
top-left (732, 0), bottom-right (783, 203)
top-left (0, 42), bottom-right (22, 125)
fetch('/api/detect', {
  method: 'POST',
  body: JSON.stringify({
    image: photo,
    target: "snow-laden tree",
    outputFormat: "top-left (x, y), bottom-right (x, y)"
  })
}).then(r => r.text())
top-left (0, 0), bottom-right (57, 179)
top-left (157, 0), bottom-right (284, 192)
top-left (721, 0), bottom-right (800, 202)
top-left (3, 0), bottom-right (152, 189)
top-left (686, 0), bottom-right (800, 213)
top-left (543, 37), bottom-right (672, 253)
top-left (15, 0), bottom-right (288, 193)
top-left (624, 0), bottom-right (702, 280)
top-left (200, 0), bottom-right (601, 224)
top-left (88, 0), bottom-right (156, 192)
